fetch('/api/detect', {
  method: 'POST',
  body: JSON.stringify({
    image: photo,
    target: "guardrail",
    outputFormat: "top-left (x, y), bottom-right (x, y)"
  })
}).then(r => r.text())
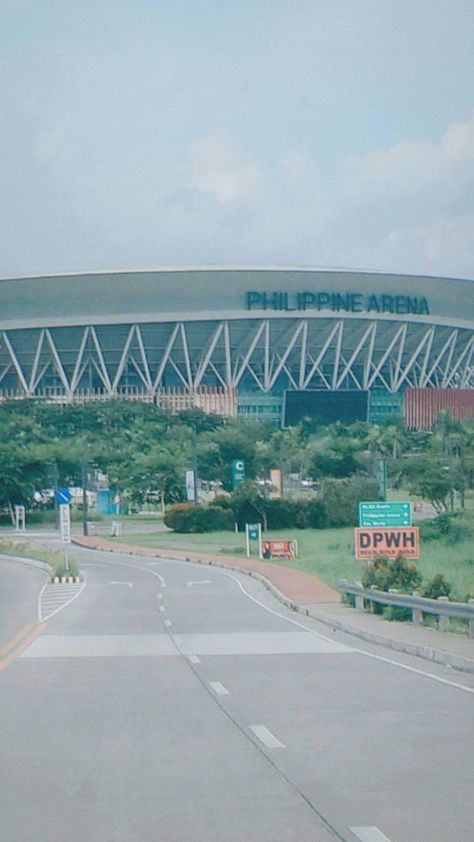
top-left (337, 579), bottom-right (474, 638)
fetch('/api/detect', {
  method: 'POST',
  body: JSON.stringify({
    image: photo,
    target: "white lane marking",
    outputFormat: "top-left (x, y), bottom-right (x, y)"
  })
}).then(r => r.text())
top-left (224, 573), bottom-right (474, 696)
top-left (21, 634), bottom-right (176, 658)
top-left (249, 725), bottom-right (286, 749)
top-left (110, 581), bottom-right (133, 587)
top-left (350, 827), bottom-right (392, 842)
top-left (157, 593), bottom-right (163, 600)
top-left (188, 654), bottom-right (201, 664)
top-left (172, 631), bottom-right (349, 656)
top-left (164, 619), bottom-right (172, 628)
top-left (146, 561), bottom-right (162, 566)
top-left (161, 582), bottom-right (167, 588)
top-left (159, 606), bottom-right (166, 612)
top-left (38, 577), bottom-right (87, 623)
top-left (187, 580), bottom-right (212, 587)
top-left (209, 681), bottom-right (229, 696)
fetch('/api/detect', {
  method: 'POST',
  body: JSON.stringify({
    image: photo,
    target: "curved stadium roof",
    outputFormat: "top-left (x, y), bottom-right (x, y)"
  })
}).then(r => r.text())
top-left (0, 267), bottom-right (472, 397)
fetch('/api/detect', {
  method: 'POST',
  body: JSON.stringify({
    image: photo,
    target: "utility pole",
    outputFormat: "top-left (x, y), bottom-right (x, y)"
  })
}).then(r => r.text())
top-left (82, 463), bottom-right (89, 536)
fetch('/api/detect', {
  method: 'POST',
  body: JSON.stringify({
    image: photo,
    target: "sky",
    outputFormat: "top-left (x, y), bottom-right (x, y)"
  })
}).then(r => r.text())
top-left (1, 0), bottom-right (474, 279)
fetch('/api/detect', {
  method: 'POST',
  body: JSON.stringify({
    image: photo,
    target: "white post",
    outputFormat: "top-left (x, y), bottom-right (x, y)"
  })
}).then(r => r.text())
top-left (245, 524), bottom-right (250, 558)
top-left (14, 505), bottom-right (26, 531)
top-left (258, 523), bottom-right (262, 559)
top-left (59, 503), bottom-right (72, 544)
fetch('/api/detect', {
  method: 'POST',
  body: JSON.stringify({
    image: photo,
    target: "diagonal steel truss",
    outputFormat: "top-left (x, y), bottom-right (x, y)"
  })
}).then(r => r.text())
top-left (0, 318), bottom-right (472, 399)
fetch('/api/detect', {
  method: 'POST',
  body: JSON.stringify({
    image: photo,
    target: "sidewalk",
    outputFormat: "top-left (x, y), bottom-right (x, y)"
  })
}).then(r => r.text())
top-left (74, 535), bottom-right (474, 674)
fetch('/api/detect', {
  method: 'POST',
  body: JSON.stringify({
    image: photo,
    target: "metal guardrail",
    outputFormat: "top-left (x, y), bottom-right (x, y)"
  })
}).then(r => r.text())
top-left (337, 579), bottom-right (474, 637)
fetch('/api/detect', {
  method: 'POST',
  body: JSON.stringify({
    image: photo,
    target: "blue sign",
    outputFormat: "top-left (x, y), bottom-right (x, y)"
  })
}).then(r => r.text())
top-left (56, 487), bottom-right (72, 505)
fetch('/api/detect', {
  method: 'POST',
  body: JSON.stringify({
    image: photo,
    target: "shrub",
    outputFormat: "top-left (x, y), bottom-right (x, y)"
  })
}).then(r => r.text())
top-left (164, 502), bottom-right (234, 533)
top-left (208, 494), bottom-right (233, 509)
top-left (383, 606), bottom-right (412, 622)
top-left (420, 513), bottom-right (471, 544)
top-left (421, 574), bottom-right (452, 600)
top-left (362, 555), bottom-right (422, 593)
top-left (322, 476), bottom-right (380, 528)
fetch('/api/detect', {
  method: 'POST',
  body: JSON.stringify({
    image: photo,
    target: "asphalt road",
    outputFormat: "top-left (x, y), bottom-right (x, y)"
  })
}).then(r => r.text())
top-left (1, 547), bottom-right (473, 842)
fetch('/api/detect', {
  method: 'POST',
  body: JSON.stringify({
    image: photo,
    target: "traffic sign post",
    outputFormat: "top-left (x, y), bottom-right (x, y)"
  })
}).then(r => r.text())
top-left (56, 488), bottom-right (72, 506)
top-left (245, 522), bottom-right (262, 558)
top-left (377, 460), bottom-right (387, 501)
top-left (359, 501), bottom-right (412, 528)
top-left (59, 503), bottom-right (71, 544)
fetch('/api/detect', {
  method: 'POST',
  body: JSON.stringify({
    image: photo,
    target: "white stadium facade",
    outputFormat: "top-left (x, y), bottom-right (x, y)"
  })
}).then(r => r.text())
top-left (0, 267), bottom-right (473, 428)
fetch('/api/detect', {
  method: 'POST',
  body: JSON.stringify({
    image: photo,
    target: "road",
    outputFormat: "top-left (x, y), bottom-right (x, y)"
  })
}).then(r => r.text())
top-left (0, 547), bottom-right (473, 842)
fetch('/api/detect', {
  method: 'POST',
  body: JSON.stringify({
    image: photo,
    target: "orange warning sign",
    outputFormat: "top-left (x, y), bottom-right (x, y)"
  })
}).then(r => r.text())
top-left (355, 527), bottom-right (419, 560)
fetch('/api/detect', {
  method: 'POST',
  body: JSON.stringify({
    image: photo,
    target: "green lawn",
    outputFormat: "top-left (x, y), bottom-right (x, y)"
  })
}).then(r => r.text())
top-left (117, 518), bottom-right (474, 600)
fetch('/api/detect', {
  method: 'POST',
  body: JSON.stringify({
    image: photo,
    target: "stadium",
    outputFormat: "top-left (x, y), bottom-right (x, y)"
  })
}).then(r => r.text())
top-left (0, 267), bottom-right (473, 428)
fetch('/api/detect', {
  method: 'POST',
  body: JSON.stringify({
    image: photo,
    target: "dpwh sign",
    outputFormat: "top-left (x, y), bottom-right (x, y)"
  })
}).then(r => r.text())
top-left (355, 527), bottom-right (419, 560)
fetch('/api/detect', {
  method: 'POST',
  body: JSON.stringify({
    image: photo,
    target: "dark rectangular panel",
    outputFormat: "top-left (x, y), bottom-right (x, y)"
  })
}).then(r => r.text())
top-left (283, 389), bottom-right (369, 427)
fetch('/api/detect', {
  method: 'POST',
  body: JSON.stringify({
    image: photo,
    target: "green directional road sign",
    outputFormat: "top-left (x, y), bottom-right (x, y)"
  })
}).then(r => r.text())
top-left (359, 501), bottom-right (412, 528)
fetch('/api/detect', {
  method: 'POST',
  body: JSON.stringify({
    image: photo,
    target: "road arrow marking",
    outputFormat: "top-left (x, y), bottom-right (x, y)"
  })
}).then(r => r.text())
top-left (110, 581), bottom-right (134, 587)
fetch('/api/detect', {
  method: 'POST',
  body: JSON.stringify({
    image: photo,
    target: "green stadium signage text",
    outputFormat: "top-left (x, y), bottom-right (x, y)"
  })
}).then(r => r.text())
top-left (245, 291), bottom-right (430, 316)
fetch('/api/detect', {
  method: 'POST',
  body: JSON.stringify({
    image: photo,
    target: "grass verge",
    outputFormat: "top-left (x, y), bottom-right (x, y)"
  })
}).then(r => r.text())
top-left (115, 517), bottom-right (474, 600)
top-left (0, 540), bottom-right (79, 578)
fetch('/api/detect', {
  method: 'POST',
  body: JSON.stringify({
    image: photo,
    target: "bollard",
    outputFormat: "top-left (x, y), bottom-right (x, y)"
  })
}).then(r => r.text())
top-left (411, 592), bottom-right (423, 625)
top-left (355, 581), bottom-right (364, 610)
top-left (437, 596), bottom-right (450, 632)
top-left (469, 600), bottom-right (474, 639)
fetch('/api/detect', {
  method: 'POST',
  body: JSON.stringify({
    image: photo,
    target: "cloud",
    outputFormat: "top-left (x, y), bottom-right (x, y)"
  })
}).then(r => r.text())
top-left (186, 129), bottom-right (262, 204)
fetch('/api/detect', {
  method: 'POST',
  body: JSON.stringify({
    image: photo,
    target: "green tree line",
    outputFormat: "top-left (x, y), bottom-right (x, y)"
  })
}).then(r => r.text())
top-left (0, 400), bottom-right (473, 516)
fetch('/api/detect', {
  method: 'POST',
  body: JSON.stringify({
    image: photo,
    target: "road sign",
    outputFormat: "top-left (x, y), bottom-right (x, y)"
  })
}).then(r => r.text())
top-left (359, 501), bottom-right (412, 527)
top-left (231, 459), bottom-right (245, 489)
top-left (248, 524), bottom-right (260, 540)
top-left (245, 522), bottom-right (262, 558)
top-left (56, 487), bottom-right (72, 505)
top-left (59, 503), bottom-right (71, 544)
top-left (262, 539), bottom-right (298, 560)
top-left (355, 527), bottom-right (419, 560)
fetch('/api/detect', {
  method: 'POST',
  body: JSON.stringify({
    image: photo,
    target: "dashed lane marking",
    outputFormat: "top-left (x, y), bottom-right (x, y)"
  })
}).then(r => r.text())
top-left (209, 681), bottom-right (229, 696)
top-left (159, 606), bottom-right (166, 612)
top-left (249, 725), bottom-right (285, 749)
top-left (187, 580), bottom-right (212, 587)
top-left (350, 828), bottom-right (392, 842)
top-left (164, 619), bottom-right (172, 628)
top-left (188, 654), bottom-right (201, 664)
top-left (110, 581), bottom-right (134, 587)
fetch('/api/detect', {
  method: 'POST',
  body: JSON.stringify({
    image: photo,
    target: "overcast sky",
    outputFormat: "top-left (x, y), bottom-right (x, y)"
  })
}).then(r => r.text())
top-left (2, 1), bottom-right (474, 279)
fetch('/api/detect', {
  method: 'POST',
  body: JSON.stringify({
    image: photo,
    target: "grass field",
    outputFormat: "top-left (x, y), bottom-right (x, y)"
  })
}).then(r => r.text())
top-left (117, 516), bottom-right (474, 601)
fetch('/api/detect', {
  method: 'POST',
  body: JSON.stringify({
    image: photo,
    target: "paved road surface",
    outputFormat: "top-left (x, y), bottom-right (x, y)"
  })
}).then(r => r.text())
top-left (1, 548), bottom-right (473, 841)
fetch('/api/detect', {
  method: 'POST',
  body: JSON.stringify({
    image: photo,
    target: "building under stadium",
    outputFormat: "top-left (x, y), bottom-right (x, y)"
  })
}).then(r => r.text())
top-left (0, 267), bottom-right (473, 428)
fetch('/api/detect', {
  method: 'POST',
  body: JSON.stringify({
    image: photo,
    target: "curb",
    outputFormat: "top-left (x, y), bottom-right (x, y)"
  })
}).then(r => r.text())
top-left (0, 553), bottom-right (51, 574)
top-left (73, 538), bottom-right (474, 675)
